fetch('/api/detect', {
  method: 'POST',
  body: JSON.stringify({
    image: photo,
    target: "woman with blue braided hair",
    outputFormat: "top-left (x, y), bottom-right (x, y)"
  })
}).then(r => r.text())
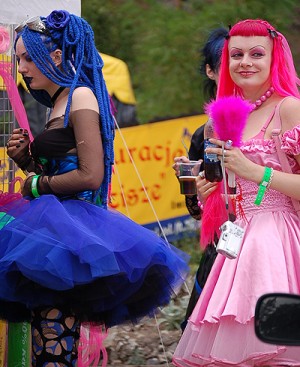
top-left (1, 10), bottom-right (189, 367)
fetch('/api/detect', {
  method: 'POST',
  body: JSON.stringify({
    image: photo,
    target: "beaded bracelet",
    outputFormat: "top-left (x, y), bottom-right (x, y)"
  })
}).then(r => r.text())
top-left (31, 175), bottom-right (41, 198)
top-left (254, 167), bottom-right (273, 206)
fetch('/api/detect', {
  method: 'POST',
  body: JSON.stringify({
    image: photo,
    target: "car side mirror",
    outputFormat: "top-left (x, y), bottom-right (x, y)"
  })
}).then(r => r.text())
top-left (255, 293), bottom-right (300, 346)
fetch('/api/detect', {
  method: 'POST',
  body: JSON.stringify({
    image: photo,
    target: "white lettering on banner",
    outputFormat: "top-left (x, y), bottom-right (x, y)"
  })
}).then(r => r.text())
top-left (151, 217), bottom-right (199, 237)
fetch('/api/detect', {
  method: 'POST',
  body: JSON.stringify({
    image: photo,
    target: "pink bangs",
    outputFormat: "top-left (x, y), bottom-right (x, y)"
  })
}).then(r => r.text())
top-left (229, 19), bottom-right (272, 37)
top-left (217, 19), bottom-right (300, 99)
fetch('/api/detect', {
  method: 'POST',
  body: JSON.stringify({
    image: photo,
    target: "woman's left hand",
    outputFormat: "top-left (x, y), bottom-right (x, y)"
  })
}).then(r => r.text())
top-left (21, 172), bottom-right (36, 197)
top-left (206, 138), bottom-right (258, 181)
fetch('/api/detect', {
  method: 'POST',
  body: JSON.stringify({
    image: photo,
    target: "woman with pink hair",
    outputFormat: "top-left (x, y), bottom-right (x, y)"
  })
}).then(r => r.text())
top-left (173, 19), bottom-right (300, 366)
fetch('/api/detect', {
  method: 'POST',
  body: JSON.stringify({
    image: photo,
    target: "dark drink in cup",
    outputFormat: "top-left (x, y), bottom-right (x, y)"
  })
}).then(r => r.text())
top-left (179, 176), bottom-right (197, 195)
top-left (177, 161), bottom-right (200, 195)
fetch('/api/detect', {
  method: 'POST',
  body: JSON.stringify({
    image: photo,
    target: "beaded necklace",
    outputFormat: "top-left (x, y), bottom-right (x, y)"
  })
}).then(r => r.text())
top-left (252, 86), bottom-right (274, 110)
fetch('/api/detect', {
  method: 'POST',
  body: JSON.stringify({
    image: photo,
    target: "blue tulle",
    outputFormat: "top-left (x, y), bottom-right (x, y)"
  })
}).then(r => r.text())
top-left (0, 195), bottom-right (189, 326)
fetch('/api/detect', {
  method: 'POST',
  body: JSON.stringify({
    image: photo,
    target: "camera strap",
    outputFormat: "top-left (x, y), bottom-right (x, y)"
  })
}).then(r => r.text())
top-left (221, 142), bottom-right (230, 220)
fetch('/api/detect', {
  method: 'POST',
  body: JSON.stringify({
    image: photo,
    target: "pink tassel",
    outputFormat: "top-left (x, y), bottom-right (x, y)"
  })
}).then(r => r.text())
top-left (200, 183), bottom-right (227, 249)
top-left (0, 61), bottom-right (33, 141)
top-left (78, 322), bottom-right (108, 367)
top-left (200, 97), bottom-right (252, 248)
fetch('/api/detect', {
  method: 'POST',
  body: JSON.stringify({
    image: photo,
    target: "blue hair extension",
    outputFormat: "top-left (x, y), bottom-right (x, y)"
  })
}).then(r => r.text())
top-left (18, 12), bottom-right (115, 208)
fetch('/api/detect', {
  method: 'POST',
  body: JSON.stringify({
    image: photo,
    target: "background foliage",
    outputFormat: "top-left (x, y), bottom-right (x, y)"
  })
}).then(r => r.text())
top-left (82, 0), bottom-right (300, 123)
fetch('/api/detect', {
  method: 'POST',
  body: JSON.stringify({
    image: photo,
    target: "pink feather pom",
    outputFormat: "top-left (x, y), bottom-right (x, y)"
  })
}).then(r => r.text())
top-left (205, 96), bottom-right (253, 146)
top-left (200, 96), bottom-right (252, 249)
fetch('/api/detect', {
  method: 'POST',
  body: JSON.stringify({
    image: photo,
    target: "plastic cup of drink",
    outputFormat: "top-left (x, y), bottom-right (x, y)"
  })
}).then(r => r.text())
top-left (178, 161), bottom-right (201, 195)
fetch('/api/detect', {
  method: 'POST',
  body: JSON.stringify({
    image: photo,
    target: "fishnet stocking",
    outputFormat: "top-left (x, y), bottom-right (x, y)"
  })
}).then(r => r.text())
top-left (31, 307), bottom-right (80, 367)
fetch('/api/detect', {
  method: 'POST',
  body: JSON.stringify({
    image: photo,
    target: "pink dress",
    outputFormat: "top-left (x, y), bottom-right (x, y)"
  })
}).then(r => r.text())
top-left (173, 103), bottom-right (300, 367)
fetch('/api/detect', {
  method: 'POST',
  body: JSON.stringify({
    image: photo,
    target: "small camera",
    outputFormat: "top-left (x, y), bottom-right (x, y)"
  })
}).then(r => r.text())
top-left (216, 221), bottom-right (245, 259)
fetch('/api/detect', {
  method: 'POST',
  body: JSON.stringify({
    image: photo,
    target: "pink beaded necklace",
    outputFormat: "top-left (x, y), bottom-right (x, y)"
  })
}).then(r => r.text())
top-left (252, 86), bottom-right (274, 110)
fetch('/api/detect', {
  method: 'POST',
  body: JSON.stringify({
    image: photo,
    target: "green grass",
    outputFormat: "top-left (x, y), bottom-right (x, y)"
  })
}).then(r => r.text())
top-left (172, 233), bottom-right (202, 273)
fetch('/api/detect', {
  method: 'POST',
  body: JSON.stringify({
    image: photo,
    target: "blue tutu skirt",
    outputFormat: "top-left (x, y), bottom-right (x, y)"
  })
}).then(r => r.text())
top-left (0, 194), bottom-right (189, 327)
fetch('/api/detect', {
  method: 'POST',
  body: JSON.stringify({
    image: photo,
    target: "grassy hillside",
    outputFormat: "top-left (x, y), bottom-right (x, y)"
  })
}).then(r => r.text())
top-left (82, 0), bottom-right (300, 123)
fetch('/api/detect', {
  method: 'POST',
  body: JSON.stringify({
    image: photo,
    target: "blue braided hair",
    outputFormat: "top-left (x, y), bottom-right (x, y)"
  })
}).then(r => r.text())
top-left (16, 10), bottom-right (115, 209)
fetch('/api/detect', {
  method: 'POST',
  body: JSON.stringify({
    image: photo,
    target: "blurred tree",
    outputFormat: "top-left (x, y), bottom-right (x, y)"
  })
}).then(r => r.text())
top-left (82, 0), bottom-right (300, 123)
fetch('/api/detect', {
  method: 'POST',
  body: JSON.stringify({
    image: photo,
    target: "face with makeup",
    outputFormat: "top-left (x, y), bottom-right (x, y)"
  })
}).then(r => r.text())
top-left (228, 36), bottom-right (273, 97)
top-left (15, 37), bottom-right (59, 95)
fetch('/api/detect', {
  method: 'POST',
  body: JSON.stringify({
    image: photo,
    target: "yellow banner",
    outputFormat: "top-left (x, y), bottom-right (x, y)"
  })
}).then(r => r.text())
top-left (110, 114), bottom-right (206, 224)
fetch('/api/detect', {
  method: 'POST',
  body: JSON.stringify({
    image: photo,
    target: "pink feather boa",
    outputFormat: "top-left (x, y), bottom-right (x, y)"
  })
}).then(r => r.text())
top-left (200, 96), bottom-right (253, 248)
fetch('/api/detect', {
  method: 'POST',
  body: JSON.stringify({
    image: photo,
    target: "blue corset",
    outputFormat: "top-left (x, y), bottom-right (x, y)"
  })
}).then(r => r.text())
top-left (43, 155), bottom-right (98, 203)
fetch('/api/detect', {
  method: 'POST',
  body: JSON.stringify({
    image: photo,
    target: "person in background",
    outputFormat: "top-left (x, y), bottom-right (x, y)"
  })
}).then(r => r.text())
top-left (101, 53), bottom-right (138, 128)
top-left (0, 10), bottom-right (189, 366)
top-left (173, 27), bottom-right (228, 331)
top-left (173, 18), bottom-right (300, 366)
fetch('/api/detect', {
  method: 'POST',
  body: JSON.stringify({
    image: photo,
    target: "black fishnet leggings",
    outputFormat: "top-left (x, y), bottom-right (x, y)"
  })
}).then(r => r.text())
top-left (31, 307), bottom-right (80, 367)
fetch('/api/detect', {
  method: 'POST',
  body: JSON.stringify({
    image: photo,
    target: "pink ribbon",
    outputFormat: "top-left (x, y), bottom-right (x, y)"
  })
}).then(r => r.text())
top-left (0, 61), bottom-right (33, 141)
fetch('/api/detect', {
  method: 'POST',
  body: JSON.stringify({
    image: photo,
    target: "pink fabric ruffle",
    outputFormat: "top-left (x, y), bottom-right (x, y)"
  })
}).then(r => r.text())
top-left (0, 191), bottom-right (23, 206)
top-left (241, 138), bottom-right (275, 154)
top-left (281, 124), bottom-right (300, 156)
top-left (173, 130), bottom-right (300, 366)
top-left (173, 209), bottom-right (300, 366)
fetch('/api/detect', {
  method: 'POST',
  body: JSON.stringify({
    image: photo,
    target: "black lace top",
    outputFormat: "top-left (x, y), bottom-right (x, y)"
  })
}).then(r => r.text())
top-left (186, 124), bottom-right (205, 220)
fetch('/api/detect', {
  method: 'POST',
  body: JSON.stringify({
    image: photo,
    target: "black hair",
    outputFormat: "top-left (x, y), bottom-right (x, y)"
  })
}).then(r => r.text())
top-left (199, 27), bottom-right (228, 99)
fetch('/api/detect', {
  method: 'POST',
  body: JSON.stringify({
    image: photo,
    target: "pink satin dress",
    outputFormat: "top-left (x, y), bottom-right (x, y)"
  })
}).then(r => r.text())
top-left (173, 102), bottom-right (300, 367)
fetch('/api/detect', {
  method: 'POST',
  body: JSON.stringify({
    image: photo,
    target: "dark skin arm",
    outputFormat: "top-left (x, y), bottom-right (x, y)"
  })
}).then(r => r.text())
top-left (20, 109), bottom-right (104, 197)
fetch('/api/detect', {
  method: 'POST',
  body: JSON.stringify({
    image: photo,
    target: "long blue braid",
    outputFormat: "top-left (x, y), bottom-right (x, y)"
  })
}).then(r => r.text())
top-left (17, 12), bottom-right (115, 208)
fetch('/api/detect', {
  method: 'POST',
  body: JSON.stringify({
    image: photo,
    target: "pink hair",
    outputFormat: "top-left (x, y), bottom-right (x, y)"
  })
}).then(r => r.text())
top-left (217, 19), bottom-right (300, 99)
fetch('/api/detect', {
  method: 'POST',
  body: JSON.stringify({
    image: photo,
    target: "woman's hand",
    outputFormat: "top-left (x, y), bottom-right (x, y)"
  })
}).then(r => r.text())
top-left (206, 138), bottom-right (259, 182)
top-left (6, 128), bottom-right (31, 169)
top-left (21, 172), bottom-right (36, 197)
top-left (172, 156), bottom-right (190, 177)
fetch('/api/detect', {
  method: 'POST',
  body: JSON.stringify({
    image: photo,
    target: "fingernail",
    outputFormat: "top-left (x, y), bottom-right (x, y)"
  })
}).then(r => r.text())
top-left (16, 144), bottom-right (21, 148)
top-left (19, 128), bottom-right (23, 132)
top-left (19, 139), bottom-right (24, 143)
top-left (23, 133), bottom-right (29, 137)
top-left (225, 140), bottom-right (233, 148)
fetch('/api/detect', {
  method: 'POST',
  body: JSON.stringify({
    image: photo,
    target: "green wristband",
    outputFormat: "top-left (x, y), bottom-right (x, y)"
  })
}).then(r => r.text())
top-left (31, 175), bottom-right (41, 198)
top-left (254, 167), bottom-right (272, 206)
